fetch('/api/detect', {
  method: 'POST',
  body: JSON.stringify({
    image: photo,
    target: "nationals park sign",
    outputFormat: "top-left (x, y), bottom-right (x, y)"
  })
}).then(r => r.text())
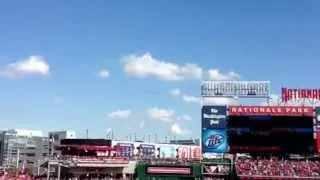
top-left (229, 106), bottom-right (314, 116)
top-left (282, 88), bottom-right (320, 102)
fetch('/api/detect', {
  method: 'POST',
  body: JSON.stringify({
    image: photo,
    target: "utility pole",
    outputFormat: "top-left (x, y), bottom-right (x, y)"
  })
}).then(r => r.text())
top-left (86, 129), bottom-right (89, 139)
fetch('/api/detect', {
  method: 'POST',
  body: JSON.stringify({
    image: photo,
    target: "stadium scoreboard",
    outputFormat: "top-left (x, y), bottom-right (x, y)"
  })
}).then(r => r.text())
top-left (202, 105), bottom-right (320, 155)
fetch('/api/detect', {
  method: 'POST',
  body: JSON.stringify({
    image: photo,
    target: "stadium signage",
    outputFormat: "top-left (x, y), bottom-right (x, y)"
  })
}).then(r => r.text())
top-left (201, 80), bottom-right (270, 98)
top-left (202, 129), bottom-right (228, 153)
top-left (146, 166), bottom-right (192, 175)
top-left (282, 88), bottom-right (320, 102)
top-left (202, 106), bottom-right (227, 128)
top-left (229, 106), bottom-right (314, 116)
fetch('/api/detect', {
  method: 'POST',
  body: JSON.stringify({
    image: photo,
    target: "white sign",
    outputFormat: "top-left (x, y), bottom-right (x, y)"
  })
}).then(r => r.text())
top-left (201, 81), bottom-right (271, 98)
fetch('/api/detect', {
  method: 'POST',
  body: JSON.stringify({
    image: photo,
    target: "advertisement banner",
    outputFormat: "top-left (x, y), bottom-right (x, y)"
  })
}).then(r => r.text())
top-left (192, 146), bottom-right (201, 159)
top-left (202, 106), bottom-right (227, 129)
top-left (146, 166), bottom-right (192, 175)
top-left (229, 106), bottom-right (314, 117)
top-left (139, 144), bottom-right (155, 157)
top-left (116, 143), bottom-right (134, 157)
top-left (202, 129), bottom-right (228, 153)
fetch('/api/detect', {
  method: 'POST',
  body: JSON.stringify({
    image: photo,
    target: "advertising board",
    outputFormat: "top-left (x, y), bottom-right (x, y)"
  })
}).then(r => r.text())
top-left (191, 146), bottom-right (201, 159)
top-left (146, 166), bottom-right (192, 175)
top-left (116, 143), bottom-right (134, 157)
top-left (202, 106), bottom-right (227, 129)
top-left (159, 144), bottom-right (177, 159)
top-left (201, 81), bottom-right (270, 98)
top-left (177, 146), bottom-right (191, 160)
top-left (139, 144), bottom-right (155, 157)
top-left (202, 129), bottom-right (228, 153)
top-left (229, 106), bottom-right (314, 117)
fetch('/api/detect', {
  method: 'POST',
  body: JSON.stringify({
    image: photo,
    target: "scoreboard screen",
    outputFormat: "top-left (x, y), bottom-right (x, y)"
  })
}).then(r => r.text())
top-left (228, 115), bottom-right (315, 154)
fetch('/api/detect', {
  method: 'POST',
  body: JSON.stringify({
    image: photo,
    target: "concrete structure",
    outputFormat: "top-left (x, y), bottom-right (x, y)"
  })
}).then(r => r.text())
top-left (48, 131), bottom-right (76, 157)
top-left (0, 129), bottom-right (49, 174)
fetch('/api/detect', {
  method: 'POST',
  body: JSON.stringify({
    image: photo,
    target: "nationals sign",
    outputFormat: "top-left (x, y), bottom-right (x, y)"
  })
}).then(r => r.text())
top-left (229, 106), bottom-right (314, 116)
top-left (282, 88), bottom-right (320, 102)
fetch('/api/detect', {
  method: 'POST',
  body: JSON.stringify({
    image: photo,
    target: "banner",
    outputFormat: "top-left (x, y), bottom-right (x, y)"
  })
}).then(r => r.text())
top-left (202, 129), bottom-right (228, 153)
top-left (146, 166), bottom-right (192, 175)
top-left (139, 144), bottom-right (155, 157)
top-left (202, 106), bottom-right (227, 129)
top-left (229, 106), bottom-right (314, 116)
top-left (116, 143), bottom-right (134, 157)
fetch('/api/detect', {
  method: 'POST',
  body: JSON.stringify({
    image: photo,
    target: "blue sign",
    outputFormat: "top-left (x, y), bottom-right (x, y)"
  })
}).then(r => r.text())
top-left (139, 144), bottom-right (155, 157)
top-left (202, 129), bottom-right (228, 153)
top-left (202, 106), bottom-right (227, 129)
top-left (117, 143), bottom-right (134, 157)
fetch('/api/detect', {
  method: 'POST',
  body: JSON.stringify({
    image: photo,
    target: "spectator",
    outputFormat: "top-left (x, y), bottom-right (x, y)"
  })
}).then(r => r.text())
top-left (235, 158), bottom-right (320, 179)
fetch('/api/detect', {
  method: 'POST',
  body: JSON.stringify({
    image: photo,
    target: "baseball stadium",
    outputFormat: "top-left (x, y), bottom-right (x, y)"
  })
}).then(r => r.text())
top-left (2, 81), bottom-right (320, 180)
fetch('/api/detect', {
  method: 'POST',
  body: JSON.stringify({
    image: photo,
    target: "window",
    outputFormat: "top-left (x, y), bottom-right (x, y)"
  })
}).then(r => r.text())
top-left (25, 153), bottom-right (35, 157)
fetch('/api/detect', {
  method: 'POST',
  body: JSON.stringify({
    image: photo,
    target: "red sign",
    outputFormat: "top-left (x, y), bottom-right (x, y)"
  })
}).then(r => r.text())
top-left (147, 167), bottom-right (191, 175)
top-left (282, 88), bottom-right (320, 102)
top-left (229, 106), bottom-right (314, 116)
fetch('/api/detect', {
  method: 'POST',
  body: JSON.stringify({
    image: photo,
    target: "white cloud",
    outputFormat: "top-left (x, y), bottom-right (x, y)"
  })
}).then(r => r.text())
top-left (177, 115), bottom-right (192, 121)
top-left (182, 95), bottom-right (201, 104)
top-left (147, 107), bottom-right (175, 122)
top-left (99, 69), bottom-right (110, 78)
top-left (169, 88), bottom-right (181, 97)
top-left (122, 53), bottom-right (203, 81)
top-left (1, 56), bottom-right (50, 77)
top-left (108, 109), bottom-right (131, 120)
top-left (207, 69), bottom-right (240, 80)
top-left (170, 123), bottom-right (189, 136)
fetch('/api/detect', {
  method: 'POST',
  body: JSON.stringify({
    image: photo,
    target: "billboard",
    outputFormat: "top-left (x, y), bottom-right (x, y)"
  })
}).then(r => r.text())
top-left (202, 129), bottom-right (228, 153)
top-left (159, 144), bottom-right (177, 159)
top-left (139, 144), bottom-right (155, 157)
top-left (282, 88), bottom-right (320, 102)
top-left (202, 106), bottom-right (227, 129)
top-left (116, 143), bottom-right (134, 157)
top-left (201, 81), bottom-right (270, 98)
top-left (229, 106), bottom-right (314, 117)
top-left (146, 166), bottom-right (192, 175)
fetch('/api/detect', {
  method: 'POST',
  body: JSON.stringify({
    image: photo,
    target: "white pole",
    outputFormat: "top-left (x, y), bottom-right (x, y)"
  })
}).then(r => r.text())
top-left (16, 148), bottom-right (20, 176)
top-left (57, 163), bottom-right (61, 180)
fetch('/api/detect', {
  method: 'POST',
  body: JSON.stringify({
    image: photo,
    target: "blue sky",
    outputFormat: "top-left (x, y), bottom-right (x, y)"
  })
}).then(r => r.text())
top-left (0, 1), bottom-right (319, 140)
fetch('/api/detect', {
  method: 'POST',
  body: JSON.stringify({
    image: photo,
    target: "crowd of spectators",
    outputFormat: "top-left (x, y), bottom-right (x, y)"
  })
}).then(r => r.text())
top-left (236, 158), bottom-right (320, 178)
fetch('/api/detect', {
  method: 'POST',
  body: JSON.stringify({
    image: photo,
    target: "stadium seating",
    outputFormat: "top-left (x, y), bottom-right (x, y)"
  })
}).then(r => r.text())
top-left (235, 158), bottom-right (320, 179)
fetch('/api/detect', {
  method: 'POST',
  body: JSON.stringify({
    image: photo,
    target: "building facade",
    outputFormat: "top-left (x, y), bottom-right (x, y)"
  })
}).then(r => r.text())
top-left (0, 129), bottom-right (49, 173)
